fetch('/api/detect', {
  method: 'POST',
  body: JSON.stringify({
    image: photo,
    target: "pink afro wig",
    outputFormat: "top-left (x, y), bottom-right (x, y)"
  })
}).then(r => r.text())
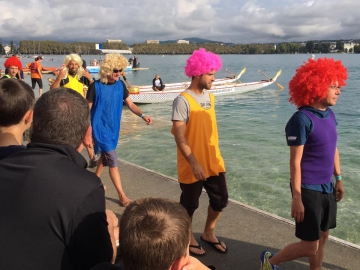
top-left (4, 56), bottom-right (22, 69)
top-left (289, 57), bottom-right (347, 107)
top-left (185, 48), bottom-right (222, 77)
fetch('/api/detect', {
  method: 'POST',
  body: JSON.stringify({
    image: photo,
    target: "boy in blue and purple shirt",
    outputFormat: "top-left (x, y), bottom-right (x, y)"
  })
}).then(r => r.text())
top-left (261, 58), bottom-right (348, 270)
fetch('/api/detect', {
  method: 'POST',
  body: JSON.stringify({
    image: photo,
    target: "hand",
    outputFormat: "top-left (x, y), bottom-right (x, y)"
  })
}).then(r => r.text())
top-left (83, 70), bottom-right (92, 80)
top-left (191, 162), bottom-right (206, 181)
top-left (142, 115), bottom-right (152, 125)
top-left (291, 197), bottom-right (304, 223)
top-left (334, 180), bottom-right (345, 202)
top-left (58, 66), bottom-right (67, 79)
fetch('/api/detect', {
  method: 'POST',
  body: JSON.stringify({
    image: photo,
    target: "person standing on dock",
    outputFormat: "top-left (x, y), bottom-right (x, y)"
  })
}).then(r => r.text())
top-left (50, 54), bottom-right (97, 168)
top-left (50, 54), bottom-right (93, 97)
top-left (260, 58), bottom-right (348, 270)
top-left (171, 48), bottom-right (228, 257)
top-left (86, 53), bottom-right (152, 207)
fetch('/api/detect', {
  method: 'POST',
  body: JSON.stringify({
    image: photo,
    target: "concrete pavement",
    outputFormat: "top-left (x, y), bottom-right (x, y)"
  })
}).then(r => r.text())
top-left (89, 159), bottom-right (360, 270)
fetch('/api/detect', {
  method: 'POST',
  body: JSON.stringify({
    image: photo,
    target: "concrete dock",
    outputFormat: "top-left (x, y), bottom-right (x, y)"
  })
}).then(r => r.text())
top-left (89, 159), bottom-right (360, 270)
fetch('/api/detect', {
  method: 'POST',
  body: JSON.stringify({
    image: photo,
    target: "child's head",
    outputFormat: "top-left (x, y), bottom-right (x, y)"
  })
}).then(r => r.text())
top-left (120, 197), bottom-right (191, 270)
top-left (289, 57), bottom-right (348, 107)
top-left (0, 79), bottom-right (35, 128)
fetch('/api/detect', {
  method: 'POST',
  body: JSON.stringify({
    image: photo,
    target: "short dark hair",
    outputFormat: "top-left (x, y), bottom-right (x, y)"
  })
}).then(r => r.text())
top-left (0, 79), bottom-right (35, 127)
top-left (120, 197), bottom-right (191, 270)
top-left (31, 88), bottom-right (90, 148)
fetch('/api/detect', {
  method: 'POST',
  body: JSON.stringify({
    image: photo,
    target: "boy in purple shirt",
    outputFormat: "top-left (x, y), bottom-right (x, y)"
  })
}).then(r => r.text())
top-left (261, 58), bottom-right (348, 270)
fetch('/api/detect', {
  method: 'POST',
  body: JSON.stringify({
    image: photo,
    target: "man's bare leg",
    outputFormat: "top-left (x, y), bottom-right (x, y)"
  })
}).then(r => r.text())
top-left (189, 217), bottom-right (206, 256)
top-left (201, 205), bottom-right (226, 252)
top-left (95, 158), bottom-right (106, 189)
top-left (109, 166), bottom-right (130, 206)
top-left (39, 88), bottom-right (42, 97)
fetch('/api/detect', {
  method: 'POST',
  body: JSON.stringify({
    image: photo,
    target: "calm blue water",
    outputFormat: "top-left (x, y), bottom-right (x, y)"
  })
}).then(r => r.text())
top-left (2, 54), bottom-right (359, 245)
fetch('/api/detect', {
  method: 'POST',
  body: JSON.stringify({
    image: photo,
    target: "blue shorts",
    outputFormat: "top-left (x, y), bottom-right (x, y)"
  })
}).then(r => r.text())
top-left (101, 150), bottom-right (118, 167)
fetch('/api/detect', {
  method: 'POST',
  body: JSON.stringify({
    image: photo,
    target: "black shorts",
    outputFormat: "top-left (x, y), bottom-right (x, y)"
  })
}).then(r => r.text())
top-left (179, 172), bottom-right (228, 217)
top-left (31, 78), bottom-right (43, 89)
top-left (295, 187), bottom-right (337, 241)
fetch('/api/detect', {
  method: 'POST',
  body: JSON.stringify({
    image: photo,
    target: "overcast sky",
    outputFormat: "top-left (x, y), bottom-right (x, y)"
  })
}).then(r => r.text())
top-left (1, 0), bottom-right (359, 45)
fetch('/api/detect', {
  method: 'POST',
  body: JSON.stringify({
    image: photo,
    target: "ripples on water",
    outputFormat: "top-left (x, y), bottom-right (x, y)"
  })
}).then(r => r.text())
top-left (3, 53), bottom-right (359, 245)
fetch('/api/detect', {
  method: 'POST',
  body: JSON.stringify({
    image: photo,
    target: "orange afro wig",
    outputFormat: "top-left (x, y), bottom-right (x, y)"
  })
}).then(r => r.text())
top-left (288, 57), bottom-right (348, 107)
top-left (4, 56), bottom-right (22, 69)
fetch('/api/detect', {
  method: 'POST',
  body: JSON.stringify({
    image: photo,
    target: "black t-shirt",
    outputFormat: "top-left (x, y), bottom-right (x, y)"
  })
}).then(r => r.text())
top-left (86, 80), bottom-right (129, 103)
top-left (0, 143), bottom-right (113, 270)
top-left (0, 145), bottom-right (26, 160)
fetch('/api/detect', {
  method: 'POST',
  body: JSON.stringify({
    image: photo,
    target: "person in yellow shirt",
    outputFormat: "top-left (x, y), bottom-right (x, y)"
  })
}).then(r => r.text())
top-left (50, 54), bottom-right (97, 168)
top-left (171, 48), bottom-right (228, 257)
top-left (50, 54), bottom-right (93, 97)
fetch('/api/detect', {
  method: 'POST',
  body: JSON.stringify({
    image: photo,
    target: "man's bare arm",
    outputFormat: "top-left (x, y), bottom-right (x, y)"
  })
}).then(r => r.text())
top-left (172, 120), bottom-right (206, 181)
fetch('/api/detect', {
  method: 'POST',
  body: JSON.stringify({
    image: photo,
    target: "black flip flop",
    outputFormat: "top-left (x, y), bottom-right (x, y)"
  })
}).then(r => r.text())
top-left (200, 236), bottom-right (228, 254)
top-left (189, 244), bottom-right (206, 257)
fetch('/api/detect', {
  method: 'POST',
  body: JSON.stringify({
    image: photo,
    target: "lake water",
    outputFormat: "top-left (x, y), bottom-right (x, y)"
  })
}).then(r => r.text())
top-left (2, 53), bottom-right (360, 245)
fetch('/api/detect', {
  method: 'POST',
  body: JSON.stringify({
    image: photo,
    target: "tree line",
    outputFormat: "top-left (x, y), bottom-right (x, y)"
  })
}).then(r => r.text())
top-left (0, 40), bottom-right (357, 55)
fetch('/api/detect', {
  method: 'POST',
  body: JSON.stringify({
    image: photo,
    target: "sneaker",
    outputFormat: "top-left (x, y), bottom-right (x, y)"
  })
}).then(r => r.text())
top-left (94, 153), bottom-right (101, 161)
top-left (260, 250), bottom-right (279, 270)
top-left (88, 157), bottom-right (98, 168)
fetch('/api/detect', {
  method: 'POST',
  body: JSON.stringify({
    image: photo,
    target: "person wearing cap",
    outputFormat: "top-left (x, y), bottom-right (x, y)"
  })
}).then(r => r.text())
top-left (171, 48), bottom-right (228, 257)
top-left (260, 58), bottom-right (347, 270)
top-left (26, 56), bottom-right (43, 97)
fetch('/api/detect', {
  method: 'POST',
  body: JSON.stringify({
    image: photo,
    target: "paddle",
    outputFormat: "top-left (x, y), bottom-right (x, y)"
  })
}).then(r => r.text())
top-left (258, 69), bottom-right (284, 90)
top-left (226, 68), bottom-right (245, 83)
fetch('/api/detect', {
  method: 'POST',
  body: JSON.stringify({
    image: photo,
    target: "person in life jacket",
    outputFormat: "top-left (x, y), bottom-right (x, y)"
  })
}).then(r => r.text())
top-left (50, 54), bottom-right (93, 97)
top-left (4, 54), bottom-right (24, 80)
top-left (1, 56), bottom-right (22, 80)
top-left (26, 56), bottom-right (43, 97)
top-left (50, 54), bottom-right (97, 168)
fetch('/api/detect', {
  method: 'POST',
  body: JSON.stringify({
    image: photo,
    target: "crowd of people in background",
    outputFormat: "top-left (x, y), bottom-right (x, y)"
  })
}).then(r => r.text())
top-left (0, 49), bottom-right (348, 270)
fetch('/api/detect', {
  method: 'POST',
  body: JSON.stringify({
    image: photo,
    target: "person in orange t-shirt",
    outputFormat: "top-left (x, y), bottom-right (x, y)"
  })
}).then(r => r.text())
top-left (27, 56), bottom-right (43, 97)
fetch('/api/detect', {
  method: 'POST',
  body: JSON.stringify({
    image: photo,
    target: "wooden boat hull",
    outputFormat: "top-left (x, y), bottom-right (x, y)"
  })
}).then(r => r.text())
top-left (134, 68), bottom-right (246, 91)
top-left (129, 80), bottom-right (274, 104)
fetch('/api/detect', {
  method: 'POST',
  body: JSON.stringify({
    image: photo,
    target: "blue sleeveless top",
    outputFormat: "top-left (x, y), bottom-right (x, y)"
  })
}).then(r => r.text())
top-left (91, 80), bottom-right (124, 153)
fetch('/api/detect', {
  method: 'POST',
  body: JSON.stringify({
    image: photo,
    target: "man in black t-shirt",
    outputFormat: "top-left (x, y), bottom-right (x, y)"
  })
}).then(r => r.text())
top-left (0, 88), bottom-right (113, 270)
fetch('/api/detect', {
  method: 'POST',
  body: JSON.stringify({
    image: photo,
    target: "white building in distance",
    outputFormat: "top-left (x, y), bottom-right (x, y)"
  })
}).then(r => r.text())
top-left (177, 40), bottom-right (189, 44)
top-left (344, 41), bottom-right (359, 52)
top-left (4, 45), bottom-right (11, 54)
top-left (146, 40), bottom-right (160, 44)
top-left (107, 39), bottom-right (122, 43)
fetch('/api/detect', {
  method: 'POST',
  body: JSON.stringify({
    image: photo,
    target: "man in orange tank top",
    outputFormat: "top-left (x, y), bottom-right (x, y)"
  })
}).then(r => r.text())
top-left (171, 48), bottom-right (228, 257)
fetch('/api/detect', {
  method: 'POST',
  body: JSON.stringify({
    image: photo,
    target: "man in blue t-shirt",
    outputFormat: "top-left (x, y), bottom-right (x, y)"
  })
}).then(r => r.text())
top-left (86, 54), bottom-right (152, 207)
top-left (261, 58), bottom-right (348, 270)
